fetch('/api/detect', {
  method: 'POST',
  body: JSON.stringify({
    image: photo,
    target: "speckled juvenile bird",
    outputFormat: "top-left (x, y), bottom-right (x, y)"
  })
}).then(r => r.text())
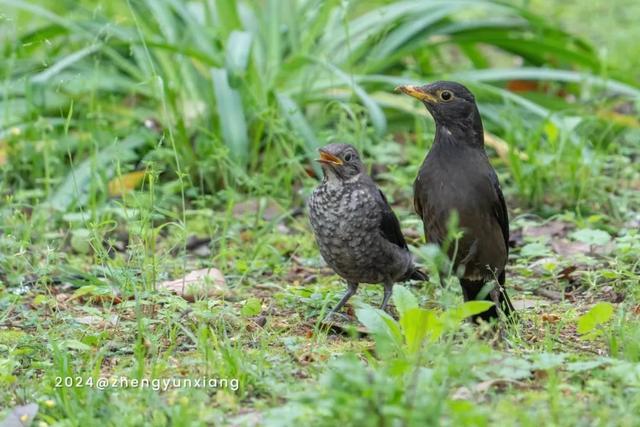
top-left (308, 143), bottom-right (426, 318)
top-left (396, 81), bottom-right (515, 322)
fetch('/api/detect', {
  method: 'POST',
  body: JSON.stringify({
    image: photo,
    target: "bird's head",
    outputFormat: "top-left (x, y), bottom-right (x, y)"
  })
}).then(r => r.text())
top-left (396, 81), bottom-right (482, 137)
top-left (315, 143), bottom-right (364, 182)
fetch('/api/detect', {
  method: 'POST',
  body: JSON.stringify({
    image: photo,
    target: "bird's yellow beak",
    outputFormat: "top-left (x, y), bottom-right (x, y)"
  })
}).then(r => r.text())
top-left (395, 85), bottom-right (438, 103)
top-left (316, 149), bottom-right (343, 165)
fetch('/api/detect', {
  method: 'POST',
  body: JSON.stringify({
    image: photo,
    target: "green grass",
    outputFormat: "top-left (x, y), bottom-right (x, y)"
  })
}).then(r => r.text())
top-left (1, 0), bottom-right (640, 425)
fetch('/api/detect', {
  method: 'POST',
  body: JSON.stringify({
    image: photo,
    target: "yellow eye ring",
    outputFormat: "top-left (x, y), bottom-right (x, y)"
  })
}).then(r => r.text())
top-left (440, 90), bottom-right (453, 101)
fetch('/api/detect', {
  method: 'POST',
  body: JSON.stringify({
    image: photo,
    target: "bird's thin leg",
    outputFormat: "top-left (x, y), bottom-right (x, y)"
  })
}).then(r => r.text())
top-left (327, 282), bottom-right (358, 316)
top-left (380, 280), bottom-right (394, 311)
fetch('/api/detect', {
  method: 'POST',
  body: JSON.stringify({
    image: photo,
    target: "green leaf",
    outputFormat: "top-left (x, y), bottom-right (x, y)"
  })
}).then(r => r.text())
top-left (566, 358), bottom-right (610, 372)
top-left (31, 45), bottom-right (102, 84)
top-left (70, 228), bottom-right (92, 254)
top-left (276, 93), bottom-right (321, 176)
top-left (445, 301), bottom-right (495, 324)
top-left (241, 297), bottom-right (262, 317)
top-left (577, 302), bottom-right (615, 339)
top-left (355, 305), bottom-right (403, 347)
top-left (213, 0), bottom-right (242, 36)
top-left (530, 353), bottom-right (567, 370)
top-left (226, 31), bottom-right (253, 78)
top-left (392, 285), bottom-right (418, 318)
top-left (399, 308), bottom-right (441, 353)
top-left (211, 67), bottom-right (249, 165)
top-left (368, 6), bottom-right (456, 60)
top-left (491, 356), bottom-right (532, 380)
top-left (63, 339), bottom-right (92, 352)
top-left (520, 242), bottom-right (551, 258)
top-left (571, 229), bottom-right (611, 246)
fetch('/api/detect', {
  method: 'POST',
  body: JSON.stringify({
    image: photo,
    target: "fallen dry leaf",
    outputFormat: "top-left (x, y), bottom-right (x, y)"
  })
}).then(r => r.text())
top-left (297, 352), bottom-right (316, 365)
top-left (557, 265), bottom-right (578, 281)
top-left (541, 313), bottom-right (561, 323)
top-left (523, 220), bottom-right (571, 238)
top-left (506, 79), bottom-right (540, 93)
top-left (108, 171), bottom-right (146, 197)
top-left (158, 268), bottom-right (227, 301)
top-left (245, 316), bottom-right (267, 332)
top-left (551, 239), bottom-right (614, 257)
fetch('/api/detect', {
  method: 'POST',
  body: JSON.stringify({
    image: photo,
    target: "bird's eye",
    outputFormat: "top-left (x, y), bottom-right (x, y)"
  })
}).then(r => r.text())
top-left (440, 90), bottom-right (453, 101)
top-left (344, 152), bottom-right (353, 162)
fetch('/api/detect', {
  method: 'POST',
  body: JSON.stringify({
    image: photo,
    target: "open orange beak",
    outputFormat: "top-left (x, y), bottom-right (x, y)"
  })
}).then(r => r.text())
top-left (395, 85), bottom-right (438, 103)
top-left (316, 149), bottom-right (343, 165)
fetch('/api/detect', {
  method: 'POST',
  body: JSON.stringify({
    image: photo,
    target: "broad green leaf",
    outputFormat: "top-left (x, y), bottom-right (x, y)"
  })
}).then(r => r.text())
top-left (211, 67), bottom-right (249, 166)
top-left (399, 308), bottom-right (442, 353)
top-left (446, 301), bottom-right (495, 324)
top-left (226, 31), bottom-right (253, 78)
top-left (577, 302), bottom-right (615, 339)
top-left (520, 242), bottom-right (551, 258)
top-left (566, 358), bottom-right (610, 372)
top-left (392, 286), bottom-right (418, 318)
top-left (491, 356), bottom-right (532, 380)
top-left (571, 229), bottom-right (611, 246)
top-left (276, 94), bottom-right (318, 150)
top-left (145, 0), bottom-right (178, 42)
top-left (70, 229), bottom-right (92, 254)
top-left (241, 298), bottom-right (262, 317)
top-left (63, 339), bottom-right (92, 352)
top-left (324, 1), bottom-right (444, 61)
top-left (31, 45), bottom-right (102, 84)
top-left (355, 305), bottom-right (403, 348)
top-left (265, 0), bottom-right (282, 78)
top-left (530, 353), bottom-right (567, 370)
top-left (213, 0), bottom-right (242, 36)
top-left (368, 6), bottom-right (456, 60)
top-left (276, 93), bottom-right (321, 176)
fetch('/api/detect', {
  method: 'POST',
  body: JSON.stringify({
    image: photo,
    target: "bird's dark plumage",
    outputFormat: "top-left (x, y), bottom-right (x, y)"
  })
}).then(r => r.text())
top-left (397, 81), bottom-right (515, 321)
top-left (308, 143), bottom-right (426, 317)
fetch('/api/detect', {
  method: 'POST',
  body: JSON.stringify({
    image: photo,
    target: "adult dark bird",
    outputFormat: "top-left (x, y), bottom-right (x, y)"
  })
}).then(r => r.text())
top-left (308, 143), bottom-right (427, 318)
top-left (396, 81), bottom-right (515, 321)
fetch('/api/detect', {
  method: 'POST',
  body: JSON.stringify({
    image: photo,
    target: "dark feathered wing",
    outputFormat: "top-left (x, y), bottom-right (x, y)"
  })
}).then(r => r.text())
top-left (375, 189), bottom-right (408, 249)
top-left (489, 170), bottom-right (516, 316)
top-left (490, 171), bottom-right (509, 257)
top-left (374, 187), bottom-right (428, 281)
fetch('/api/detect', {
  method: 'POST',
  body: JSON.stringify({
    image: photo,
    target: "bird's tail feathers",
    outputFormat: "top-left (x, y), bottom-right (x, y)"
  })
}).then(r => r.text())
top-left (406, 266), bottom-right (428, 281)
